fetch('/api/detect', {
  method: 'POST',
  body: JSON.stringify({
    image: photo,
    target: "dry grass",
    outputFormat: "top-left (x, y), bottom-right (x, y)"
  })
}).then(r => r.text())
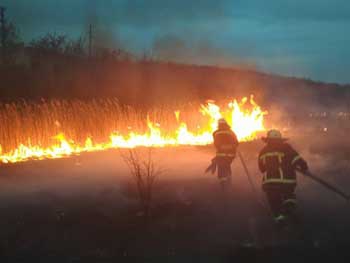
top-left (0, 99), bottom-right (207, 153)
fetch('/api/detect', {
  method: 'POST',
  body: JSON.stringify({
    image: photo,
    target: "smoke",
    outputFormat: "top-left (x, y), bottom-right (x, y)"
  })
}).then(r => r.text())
top-left (81, 0), bottom-right (256, 68)
top-left (84, 0), bottom-right (123, 51)
top-left (151, 34), bottom-right (255, 69)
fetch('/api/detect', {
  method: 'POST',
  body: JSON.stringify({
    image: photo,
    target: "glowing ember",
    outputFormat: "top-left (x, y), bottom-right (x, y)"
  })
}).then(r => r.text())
top-left (0, 96), bottom-right (267, 164)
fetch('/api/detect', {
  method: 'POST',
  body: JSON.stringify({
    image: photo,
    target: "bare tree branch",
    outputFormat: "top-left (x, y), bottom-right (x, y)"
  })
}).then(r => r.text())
top-left (120, 148), bottom-right (163, 219)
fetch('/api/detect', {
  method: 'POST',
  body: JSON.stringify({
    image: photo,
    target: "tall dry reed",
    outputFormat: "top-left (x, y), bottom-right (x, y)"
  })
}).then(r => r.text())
top-left (0, 99), bottom-right (205, 153)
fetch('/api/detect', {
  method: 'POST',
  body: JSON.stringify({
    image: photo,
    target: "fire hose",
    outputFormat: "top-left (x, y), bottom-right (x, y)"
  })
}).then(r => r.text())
top-left (207, 152), bottom-right (349, 216)
top-left (237, 150), bottom-right (270, 212)
top-left (239, 153), bottom-right (350, 203)
top-left (205, 151), bottom-right (270, 211)
top-left (298, 169), bottom-right (350, 202)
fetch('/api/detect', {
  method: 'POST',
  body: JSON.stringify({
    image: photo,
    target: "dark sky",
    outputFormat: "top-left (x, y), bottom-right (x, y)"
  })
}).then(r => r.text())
top-left (2, 0), bottom-right (350, 83)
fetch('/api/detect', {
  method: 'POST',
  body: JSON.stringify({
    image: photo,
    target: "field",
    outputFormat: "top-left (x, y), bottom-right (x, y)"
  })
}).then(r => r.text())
top-left (1, 130), bottom-right (349, 262)
top-left (1, 2), bottom-right (350, 261)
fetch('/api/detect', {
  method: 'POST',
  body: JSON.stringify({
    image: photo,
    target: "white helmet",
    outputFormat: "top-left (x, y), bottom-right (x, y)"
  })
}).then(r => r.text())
top-left (262, 129), bottom-right (288, 142)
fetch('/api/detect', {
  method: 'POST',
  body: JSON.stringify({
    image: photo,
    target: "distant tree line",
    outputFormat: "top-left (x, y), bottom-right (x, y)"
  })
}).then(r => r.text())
top-left (0, 6), bottom-right (139, 65)
top-left (0, 6), bottom-right (23, 65)
top-left (0, 7), bottom-right (349, 112)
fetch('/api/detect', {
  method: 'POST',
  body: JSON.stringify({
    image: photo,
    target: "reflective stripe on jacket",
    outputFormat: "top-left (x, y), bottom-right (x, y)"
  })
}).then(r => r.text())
top-left (213, 128), bottom-right (238, 158)
top-left (258, 142), bottom-right (307, 185)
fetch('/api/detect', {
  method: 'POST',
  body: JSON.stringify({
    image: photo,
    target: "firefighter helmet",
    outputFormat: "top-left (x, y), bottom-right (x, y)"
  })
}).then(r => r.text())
top-left (218, 118), bottom-right (228, 125)
top-left (218, 118), bottom-right (230, 129)
top-left (262, 129), bottom-right (287, 142)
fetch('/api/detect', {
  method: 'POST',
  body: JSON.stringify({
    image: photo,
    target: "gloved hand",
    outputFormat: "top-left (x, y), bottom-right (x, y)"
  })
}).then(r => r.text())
top-left (299, 165), bottom-right (309, 175)
top-left (297, 159), bottom-right (309, 174)
top-left (205, 157), bottom-right (217, 174)
top-left (295, 165), bottom-right (308, 175)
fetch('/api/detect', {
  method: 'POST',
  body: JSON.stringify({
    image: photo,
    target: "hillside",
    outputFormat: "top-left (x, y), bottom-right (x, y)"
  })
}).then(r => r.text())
top-left (0, 56), bottom-right (349, 112)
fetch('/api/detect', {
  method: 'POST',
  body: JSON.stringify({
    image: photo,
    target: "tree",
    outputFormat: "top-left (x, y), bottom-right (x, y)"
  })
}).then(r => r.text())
top-left (121, 148), bottom-right (163, 220)
top-left (30, 33), bottom-right (87, 57)
top-left (30, 33), bottom-right (67, 55)
top-left (64, 37), bottom-right (85, 57)
top-left (0, 7), bottom-right (23, 64)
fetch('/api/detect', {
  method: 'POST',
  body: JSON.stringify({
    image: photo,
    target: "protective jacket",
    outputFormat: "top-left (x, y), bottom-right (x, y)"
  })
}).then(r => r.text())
top-left (258, 142), bottom-right (307, 186)
top-left (213, 127), bottom-right (238, 158)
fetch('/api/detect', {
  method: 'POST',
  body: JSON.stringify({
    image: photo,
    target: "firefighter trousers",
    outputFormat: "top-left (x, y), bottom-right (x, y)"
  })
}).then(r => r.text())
top-left (216, 157), bottom-right (234, 190)
top-left (216, 157), bottom-right (233, 179)
top-left (263, 183), bottom-right (298, 224)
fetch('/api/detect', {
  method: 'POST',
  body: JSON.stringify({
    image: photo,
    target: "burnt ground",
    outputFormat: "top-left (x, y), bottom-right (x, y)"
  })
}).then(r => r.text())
top-left (0, 134), bottom-right (350, 262)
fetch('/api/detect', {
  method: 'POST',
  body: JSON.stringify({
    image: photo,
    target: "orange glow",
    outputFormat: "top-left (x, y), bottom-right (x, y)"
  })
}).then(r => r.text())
top-left (0, 96), bottom-right (267, 164)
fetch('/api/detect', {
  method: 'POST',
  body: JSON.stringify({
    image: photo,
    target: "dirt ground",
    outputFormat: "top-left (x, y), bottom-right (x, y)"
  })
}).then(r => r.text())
top-left (0, 133), bottom-right (350, 262)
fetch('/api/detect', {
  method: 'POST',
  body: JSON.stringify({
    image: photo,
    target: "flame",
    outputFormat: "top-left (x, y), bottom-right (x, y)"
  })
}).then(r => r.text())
top-left (0, 96), bottom-right (267, 164)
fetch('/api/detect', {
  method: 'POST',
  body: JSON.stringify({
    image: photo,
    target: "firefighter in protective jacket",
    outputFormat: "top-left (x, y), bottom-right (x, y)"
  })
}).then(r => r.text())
top-left (258, 129), bottom-right (308, 226)
top-left (213, 118), bottom-right (239, 187)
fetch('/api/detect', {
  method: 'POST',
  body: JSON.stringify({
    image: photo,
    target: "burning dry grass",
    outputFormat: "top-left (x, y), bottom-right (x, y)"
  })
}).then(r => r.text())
top-left (0, 99), bottom-right (202, 151)
top-left (0, 96), bottom-right (266, 163)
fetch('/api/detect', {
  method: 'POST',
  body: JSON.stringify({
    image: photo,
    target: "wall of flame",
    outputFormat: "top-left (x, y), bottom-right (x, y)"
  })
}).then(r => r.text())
top-left (0, 96), bottom-right (267, 164)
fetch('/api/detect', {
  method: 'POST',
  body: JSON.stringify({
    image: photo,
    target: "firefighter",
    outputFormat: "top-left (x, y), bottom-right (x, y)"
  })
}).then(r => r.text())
top-left (213, 118), bottom-right (239, 189)
top-left (258, 129), bottom-right (308, 228)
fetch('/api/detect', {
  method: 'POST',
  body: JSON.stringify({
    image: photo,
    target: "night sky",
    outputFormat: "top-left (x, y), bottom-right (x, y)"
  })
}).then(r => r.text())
top-left (2, 0), bottom-right (350, 84)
